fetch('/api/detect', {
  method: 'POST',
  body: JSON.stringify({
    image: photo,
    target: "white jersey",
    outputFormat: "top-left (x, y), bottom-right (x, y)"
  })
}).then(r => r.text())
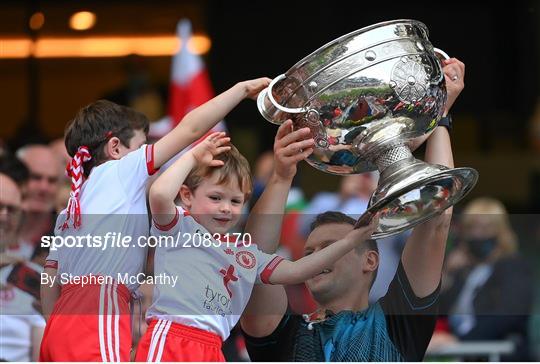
top-left (146, 206), bottom-right (284, 341)
top-left (0, 264), bottom-right (46, 362)
top-left (46, 145), bottom-right (157, 292)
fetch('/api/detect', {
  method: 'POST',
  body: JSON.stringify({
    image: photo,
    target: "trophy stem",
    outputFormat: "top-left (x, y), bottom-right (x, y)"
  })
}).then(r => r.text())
top-left (371, 144), bottom-right (413, 173)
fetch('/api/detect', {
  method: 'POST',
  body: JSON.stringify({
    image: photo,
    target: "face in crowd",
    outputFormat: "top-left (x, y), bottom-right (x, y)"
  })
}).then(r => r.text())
top-left (0, 174), bottom-right (22, 246)
top-left (461, 197), bottom-right (517, 263)
top-left (17, 145), bottom-right (61, 213)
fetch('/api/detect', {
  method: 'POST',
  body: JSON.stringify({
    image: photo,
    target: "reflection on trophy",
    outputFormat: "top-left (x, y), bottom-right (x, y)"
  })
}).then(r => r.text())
top-left (257, 19), bottom-right (478, 238)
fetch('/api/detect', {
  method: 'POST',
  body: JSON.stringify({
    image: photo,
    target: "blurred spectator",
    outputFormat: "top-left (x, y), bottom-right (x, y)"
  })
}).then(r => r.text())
top-left (432, 197), bottom-right (535, 361)
top-left (0, 173), bottom-right (45, 361)
top-left (251, 151), bottom-right (275, 204)
top-left (16, 144), bottom-right (61, 246)
top-left (16, 144), bottom-right (61, 213)
top-left (298, 173), bottom-right (378, 237)
top-left (0, 155), bottom-right (35, 260)
top-left (0, 174), bottom-right (26, 266)
top-left (0, 153), bottom-right (30, 188)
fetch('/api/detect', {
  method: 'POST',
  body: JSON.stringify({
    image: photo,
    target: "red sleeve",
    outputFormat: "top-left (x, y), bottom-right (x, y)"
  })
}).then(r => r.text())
top-left (152, 207), bottom-right (180, 232)
top-left (260, 256), bottom-right (285, 284)
top-left (145, 144), bottom-right (159, 176)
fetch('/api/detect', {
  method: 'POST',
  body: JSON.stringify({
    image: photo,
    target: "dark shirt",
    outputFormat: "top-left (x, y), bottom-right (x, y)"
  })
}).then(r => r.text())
top-left (244, 261), bottom-right (440, 361)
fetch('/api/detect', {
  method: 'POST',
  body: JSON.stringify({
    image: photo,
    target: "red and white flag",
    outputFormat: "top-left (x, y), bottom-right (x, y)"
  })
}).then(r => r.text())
top-left (149, 19), bottom-right (225, 141)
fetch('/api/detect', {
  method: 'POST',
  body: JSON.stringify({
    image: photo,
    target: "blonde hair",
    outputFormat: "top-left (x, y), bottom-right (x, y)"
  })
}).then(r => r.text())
top-left (184, 144), bottom-right (252, 199)
top-left (462, 197), bottom-right (518, 259)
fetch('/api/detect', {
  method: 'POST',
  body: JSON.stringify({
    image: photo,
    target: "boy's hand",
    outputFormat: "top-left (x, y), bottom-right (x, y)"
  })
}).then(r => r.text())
top-left (345, 214), bottom-right (379, 246)
top-left (191, 132), bottom-right (231, 167)
top-left (442, 58), bottom-right (465, 115)
top-left (273, 119), bottom-right (315, 181)
top-left (241, 77), bottom-right (272, 100)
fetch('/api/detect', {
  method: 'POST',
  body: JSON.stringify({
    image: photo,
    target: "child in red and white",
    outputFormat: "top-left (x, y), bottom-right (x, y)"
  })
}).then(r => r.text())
top-left (39, 78), bottom-right (270, 362)
top-left (135, 132), bottom-right (379, 361)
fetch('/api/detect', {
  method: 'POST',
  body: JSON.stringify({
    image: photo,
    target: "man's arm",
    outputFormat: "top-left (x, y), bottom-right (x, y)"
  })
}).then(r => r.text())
top-left (244, 120), bottom-right (314, 252)
top-left (41, 267), bottom-right (60, 321)
top-left (241, 120), bottom-right (314, 337)
top-left (407, 57), bottom-right (465, 151)
top-left (153, 78), bottom-right (270, 169)
top-left (401, 58), bottom-right (465, 298)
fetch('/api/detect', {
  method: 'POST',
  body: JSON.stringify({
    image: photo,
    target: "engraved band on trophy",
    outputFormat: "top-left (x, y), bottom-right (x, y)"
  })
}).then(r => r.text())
top-left (257, 19), bottom-right (478, 238)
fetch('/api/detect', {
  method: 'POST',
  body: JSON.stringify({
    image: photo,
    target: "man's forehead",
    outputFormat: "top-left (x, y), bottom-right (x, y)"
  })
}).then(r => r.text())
top-left (22, 148), bottom-right (59, 173)
top-left (0, 175), bottom-right (21, 205)
top-left (305, 222), bottom-right (354, 247)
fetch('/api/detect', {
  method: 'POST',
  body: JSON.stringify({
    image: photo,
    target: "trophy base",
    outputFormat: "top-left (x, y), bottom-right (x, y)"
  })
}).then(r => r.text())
top-left (357, 156), bottom-right (478, 239)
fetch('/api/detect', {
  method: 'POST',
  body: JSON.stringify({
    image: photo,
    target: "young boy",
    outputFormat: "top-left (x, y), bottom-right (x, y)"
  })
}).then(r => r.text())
top-left (39, 78), bottom-right (270, 362)
top-left (135, 132), bottom-right (378, 361)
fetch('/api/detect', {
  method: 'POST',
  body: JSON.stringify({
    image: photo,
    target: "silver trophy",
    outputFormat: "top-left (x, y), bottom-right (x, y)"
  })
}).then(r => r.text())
top-left (257, 19), bottom-right (478, 238)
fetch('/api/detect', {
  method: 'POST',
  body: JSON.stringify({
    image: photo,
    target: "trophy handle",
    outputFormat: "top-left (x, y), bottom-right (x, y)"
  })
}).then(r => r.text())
top-left (265, 74), bottom-right (309, 114)
top-left (433, 47), bottom-right (450, 61)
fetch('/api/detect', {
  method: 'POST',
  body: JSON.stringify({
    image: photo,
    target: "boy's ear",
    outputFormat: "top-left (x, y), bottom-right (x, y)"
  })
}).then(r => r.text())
top-left (105, 137), bottom-right (123, 160)
top-left (179, 185), bottom-right (193, 209)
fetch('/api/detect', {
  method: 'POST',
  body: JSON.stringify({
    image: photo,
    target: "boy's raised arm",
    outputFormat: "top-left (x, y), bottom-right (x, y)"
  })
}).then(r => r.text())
top-left (153, 78), bottom-right (270, 169)
top-left (269, 217), bottom-right (378, 285)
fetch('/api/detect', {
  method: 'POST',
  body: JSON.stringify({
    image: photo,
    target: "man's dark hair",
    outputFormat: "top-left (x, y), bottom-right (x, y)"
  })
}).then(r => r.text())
top-left (64, 100), bottom-right (149, 176)
top-left (0, 153), bottom-right (30, 186)
top-left (310, 211), bottom-right (379, 289)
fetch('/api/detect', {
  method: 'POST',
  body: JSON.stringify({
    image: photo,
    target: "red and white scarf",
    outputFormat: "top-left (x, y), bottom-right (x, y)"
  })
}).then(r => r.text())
top-left (61, 146), bottom-right (91, 230)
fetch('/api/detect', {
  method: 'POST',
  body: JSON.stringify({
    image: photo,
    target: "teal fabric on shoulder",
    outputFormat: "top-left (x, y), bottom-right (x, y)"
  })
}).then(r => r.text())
top-left (295, 304), bottom-right (403, 362)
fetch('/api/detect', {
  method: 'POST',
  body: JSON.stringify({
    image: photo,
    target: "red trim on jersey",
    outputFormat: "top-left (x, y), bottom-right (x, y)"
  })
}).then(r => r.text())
top-left (260, 256), bottom-right (284, 284)
top-left (153, 208), bottom-right (180, 231)
top-left (145, 144), bottom-right (159, 176)
top-left (44, 260), bottom-right (58, 269)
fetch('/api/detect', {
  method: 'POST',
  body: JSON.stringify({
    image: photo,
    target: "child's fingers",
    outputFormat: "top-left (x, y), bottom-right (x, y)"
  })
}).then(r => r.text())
top-left (214, 136), bottom-right (231, 146)
top-left (215, 146), bottom-right (231, 154)
top-left (207, 131), bottom-right (225, 141)
top-left (209, 160), bottom-right (225, 167)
